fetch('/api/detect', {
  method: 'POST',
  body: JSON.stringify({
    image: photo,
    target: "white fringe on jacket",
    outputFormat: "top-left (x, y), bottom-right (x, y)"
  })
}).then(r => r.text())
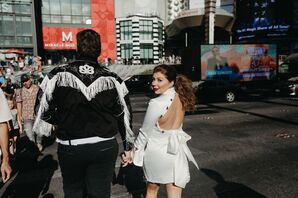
top-left (33, 72), bottom-right (135, 143)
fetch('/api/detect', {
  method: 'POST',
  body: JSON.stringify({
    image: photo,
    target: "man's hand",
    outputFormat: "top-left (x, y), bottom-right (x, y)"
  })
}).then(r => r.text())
top-left (1, 157), bottom-right (12, 183)
top-left (121, 150), bottom-right (133, 167)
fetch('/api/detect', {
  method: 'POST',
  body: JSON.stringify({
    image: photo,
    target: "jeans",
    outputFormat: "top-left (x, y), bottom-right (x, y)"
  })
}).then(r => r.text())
top-left (57, 138), bottom-right (119, 198)
top-left (23, 119), bottom-right (42, 144)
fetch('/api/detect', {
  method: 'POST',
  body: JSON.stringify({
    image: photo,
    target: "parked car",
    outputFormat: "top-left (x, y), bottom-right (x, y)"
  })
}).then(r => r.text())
top-left (195, 80), bottom-right (244, 103)
top-left (274, 76), bottom-right (298, 96)
top-left (125, 74), bottom-right (152, 93)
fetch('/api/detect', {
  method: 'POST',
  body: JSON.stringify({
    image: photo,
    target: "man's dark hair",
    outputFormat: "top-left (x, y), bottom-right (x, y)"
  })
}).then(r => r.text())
top-left (77, 29), bottom-right (101, 59)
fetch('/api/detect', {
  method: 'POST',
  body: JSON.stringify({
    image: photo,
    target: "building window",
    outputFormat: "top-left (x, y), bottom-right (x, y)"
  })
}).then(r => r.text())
top-left (220, 0), bottom-right (234, 13)
top-left (1, 15), bottom-right (14, 36)
top-left (121, 43), bottom-right (132, 59)
top-left (158, 21), bottom-right (163, 41)
top-left (120, 20), bottom-right (132, 40)
top-left (16, 16), bottom-right (32, 36)
top-left (41, 0), bottom-right (91, 25)
top-left (61, 0), bottom-right (71, 15)
top-left (140, 20), bottom-right (153, 40)
top-left (140, 43), bottom-right (153, 59)
top-left (158, 44), bottom-right (163, 58)
top-left (0, 36), bottom-right (15, 45)
top-left (15, 3), bottom-right (31, 14)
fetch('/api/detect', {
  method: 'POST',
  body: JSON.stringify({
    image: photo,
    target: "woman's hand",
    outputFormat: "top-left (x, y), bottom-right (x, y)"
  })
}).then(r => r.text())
top-left (121, 150), bottom-right (133, 167)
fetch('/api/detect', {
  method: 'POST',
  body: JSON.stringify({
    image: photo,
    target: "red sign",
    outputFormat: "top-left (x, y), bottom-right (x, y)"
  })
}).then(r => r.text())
top-left (43, 27), bottom-right (84, 50)
top-left (42, 0), bottom-right (116, 60)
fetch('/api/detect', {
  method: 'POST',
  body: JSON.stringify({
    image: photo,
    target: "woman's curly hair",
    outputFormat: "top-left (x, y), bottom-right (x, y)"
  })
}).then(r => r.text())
top-left (153, 64), bottom-right (196, 111)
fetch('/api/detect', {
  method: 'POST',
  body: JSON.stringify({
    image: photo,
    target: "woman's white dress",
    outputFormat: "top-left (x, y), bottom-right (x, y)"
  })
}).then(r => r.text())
top-left (133, 87), bottom-right (199, 188)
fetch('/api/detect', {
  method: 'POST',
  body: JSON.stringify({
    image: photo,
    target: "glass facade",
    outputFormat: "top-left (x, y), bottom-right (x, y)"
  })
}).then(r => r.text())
top-left (117, 16), bottom-right (164, 64)
top-left (219, 0), bottom-right (234, 13)
top-left (120, 20), bottom-right (132, 40)
top-left (42, 0), bottom-right (91, 25)
top-left (140, 20), bottom-right (153, 40)
top-left (0, 0), bottom-right (33, 46)
top-left (121, 43), bottom-right (132, 59)
top-left (140, 43), bottom-right (153, 59)
top-left (158, 21), bottom-right (163, 41)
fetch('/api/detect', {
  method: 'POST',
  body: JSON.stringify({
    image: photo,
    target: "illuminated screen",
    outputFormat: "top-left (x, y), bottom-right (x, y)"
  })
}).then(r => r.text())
top-left (201, 44), bottom-right (277, 81)
top-left (234, 0), bottom-right (292, 41)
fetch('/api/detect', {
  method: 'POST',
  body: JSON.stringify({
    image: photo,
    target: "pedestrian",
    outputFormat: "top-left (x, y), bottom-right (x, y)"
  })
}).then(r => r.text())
top-left (16, 73), bottom-right (43, 152)
top-left (33, 29), bottom-right (135, 198)
top-left (0, 89), bottom-right (12, 183)
top-left (122, 64), bottom-right (199, 198)
top-left (7, 98), bottom-right (21, 156)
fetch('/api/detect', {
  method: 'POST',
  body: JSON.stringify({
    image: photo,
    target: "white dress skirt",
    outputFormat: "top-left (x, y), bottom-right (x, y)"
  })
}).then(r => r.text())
top-left (133, 87), bottom-right (199, 188)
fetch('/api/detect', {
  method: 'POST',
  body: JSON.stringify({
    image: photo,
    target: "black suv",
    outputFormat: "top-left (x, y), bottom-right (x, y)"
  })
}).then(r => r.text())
top-left (195, 80), bottom-right (244, 103)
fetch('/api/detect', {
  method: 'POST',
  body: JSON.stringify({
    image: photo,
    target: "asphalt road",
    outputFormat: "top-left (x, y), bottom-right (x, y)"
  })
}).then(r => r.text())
top-left (0, 94), bottom-right (297, 198)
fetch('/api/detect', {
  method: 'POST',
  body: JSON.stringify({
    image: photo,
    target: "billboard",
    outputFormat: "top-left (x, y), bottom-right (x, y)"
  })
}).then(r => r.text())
top-left (201, 44), bottom-right (277, 81)
top-left (42, 0), bottom-right (116, 61)
top-left (234, 0), bottom-right (292, 41)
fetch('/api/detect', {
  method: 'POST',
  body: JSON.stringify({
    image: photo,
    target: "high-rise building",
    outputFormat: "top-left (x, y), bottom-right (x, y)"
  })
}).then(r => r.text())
top-left (115, 0), bottom-right (166, 64)
top-left (0, 0), bottom-right (42, 56)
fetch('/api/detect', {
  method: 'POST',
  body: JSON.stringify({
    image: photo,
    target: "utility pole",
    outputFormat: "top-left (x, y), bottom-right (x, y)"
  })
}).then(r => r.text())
top-left (204, 0), bottom-right (216, 44)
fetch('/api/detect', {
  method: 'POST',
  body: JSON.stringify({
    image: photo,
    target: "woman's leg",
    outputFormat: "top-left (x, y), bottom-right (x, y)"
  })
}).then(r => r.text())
top-left (146, 183), bottom-right (160, 198)
top-left (165, 183), bottom-right (182, 198)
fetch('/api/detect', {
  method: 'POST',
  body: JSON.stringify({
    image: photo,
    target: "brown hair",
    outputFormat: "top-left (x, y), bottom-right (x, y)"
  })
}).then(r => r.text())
top-left (153, 65), bottom-right (196, 111)
top-left (77, 29), bottom-right (101, 59)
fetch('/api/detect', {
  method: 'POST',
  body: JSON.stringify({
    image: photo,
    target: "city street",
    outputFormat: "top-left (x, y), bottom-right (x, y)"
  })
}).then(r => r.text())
top-left (0, 93), bottom-right (298, 198)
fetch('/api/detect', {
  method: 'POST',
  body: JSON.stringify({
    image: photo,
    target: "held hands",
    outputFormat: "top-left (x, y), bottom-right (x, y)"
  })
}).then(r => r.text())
top-left (121, 150), bottom-right (133, 167)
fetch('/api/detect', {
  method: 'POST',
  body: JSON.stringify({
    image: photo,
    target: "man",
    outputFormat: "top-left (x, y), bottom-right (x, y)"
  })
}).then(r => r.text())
top-left (0, 89), bottom-right (12, 183)
top-left (33, 29), bottom-right (135, 198)
top-left (206, 47), bottom-right (229, 71)
top-left (16, 74), bottom-right (43, 152)
top-left (206, 47), bottom-right (233, 80)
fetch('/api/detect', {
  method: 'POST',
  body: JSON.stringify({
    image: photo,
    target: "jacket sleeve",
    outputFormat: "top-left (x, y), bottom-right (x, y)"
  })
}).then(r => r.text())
top-left (33, 73), bottom-right (57, 137)
top-left (117, 93), bottom-right (133, 150)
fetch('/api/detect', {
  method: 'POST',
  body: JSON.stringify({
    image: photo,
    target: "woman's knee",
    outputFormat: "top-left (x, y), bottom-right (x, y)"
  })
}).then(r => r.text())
top-left (146, 182), bottom-right (160, 196)
top-left (165, 183), bottom-right (182, 198)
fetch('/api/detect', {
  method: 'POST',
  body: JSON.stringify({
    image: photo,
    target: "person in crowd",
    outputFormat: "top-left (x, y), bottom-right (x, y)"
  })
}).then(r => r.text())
top-left (18, 57), bottom-right (25, 71)
top-left (0, 68), bottom-right (5, 87)
top-left (33, 29), bottom-right (135, 198)
top-left (122, 64), bottom-right (199, 198)
top-left (3, 78), bottom-right (16, 100)
top-left (0, 89), bottom-right (12, 183)
top-left (7, 98), bottom-right (21, 156)
top-left (16, 74), bottom-right (43, 152)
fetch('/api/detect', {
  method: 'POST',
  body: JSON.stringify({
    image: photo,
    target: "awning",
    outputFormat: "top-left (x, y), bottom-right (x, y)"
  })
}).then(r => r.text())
top-left (1, 49), bottom-right (26, 55)
top-left (165, 8), bottom-right (234, 37)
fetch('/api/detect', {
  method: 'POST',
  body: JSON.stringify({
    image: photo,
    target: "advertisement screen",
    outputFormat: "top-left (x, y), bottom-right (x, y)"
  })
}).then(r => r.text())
top-left (201, 44), bottom-right (277, 81)
top-left (234, 0), bottom-right (292, 41)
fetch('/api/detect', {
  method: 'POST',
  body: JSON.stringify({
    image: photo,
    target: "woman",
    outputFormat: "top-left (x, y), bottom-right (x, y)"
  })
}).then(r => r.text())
top-left (123, 64), bottom-right (199, 198)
